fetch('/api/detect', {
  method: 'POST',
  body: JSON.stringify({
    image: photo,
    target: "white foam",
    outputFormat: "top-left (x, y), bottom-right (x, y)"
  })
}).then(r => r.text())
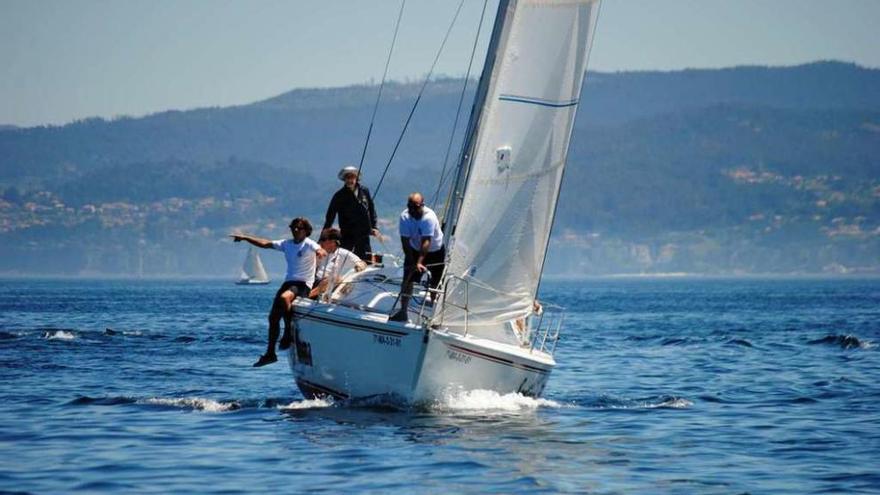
top-left (278, 398), bottom-right (334, 410)
top-left (622, 397), bottom-right (692, 409)
top-left (44, 330), bottom-right (76, 340)
top-left (657, 398), bottom-right (693, 409)
top-left (435, 389), bottom-right (562, 413)
top-left (140, 397), bottom-right (239, 413)
top-left (596, 395), bottom-right (694, 410)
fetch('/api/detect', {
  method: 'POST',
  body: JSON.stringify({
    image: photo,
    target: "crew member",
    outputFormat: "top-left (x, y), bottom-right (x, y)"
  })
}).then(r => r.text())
top-left (310, 227), bottom-right (366, 300)
top-left (323, 166), bottom-right (379, 261)
top-left (389, 192), bottom-right (445, 323)
top-left (231, 217), bottom-right (325, 367)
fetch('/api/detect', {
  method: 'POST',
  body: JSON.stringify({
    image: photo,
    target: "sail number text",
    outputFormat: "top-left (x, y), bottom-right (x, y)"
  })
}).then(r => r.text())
top-left (446, 350), bottom-right (472, 364)
top-left (373, 334), bottom-right (401, 347)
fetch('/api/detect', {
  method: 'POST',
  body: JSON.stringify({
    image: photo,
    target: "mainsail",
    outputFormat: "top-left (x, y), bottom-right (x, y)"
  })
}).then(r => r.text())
top-left (240, 246), bottom-right (269, 283)
top-left (441, 0), bottom-right (600, 332)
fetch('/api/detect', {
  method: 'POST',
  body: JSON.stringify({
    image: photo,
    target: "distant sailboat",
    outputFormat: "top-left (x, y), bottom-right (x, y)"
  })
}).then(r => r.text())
top-left (236, 247), bottom-right (270, 285)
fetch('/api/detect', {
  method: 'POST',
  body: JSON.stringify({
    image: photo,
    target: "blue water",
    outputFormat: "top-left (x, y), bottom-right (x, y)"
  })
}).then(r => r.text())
top-left (1, 278), bottom-right (879, 494)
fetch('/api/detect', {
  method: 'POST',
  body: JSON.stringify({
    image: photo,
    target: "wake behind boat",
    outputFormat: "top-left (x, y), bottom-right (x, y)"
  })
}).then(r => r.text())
top-left (288, 0), bottom-right (601, 404)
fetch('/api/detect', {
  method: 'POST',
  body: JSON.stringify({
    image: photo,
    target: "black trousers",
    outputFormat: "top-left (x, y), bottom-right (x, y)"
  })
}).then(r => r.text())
top-left (266, 280), bottom-right (309, 351)
top-left (402, 245), bottom-right (446, 294)
top-left (275, 280), bottom-right (309, 299)
top-left (341, 234), bottom-right (372, 261)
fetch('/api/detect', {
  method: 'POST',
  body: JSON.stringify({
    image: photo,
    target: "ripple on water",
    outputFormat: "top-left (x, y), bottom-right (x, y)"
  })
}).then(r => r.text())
top-left (583, 394), bottom-right (694, 411)
top-left (808, 334), bottom-right (873, 350)
top-left (42, 330), bottom-right (77, 341)
top-left (139, 397), bottom-right (240, 412)
top-left (725, 338), bottom-right (754, 348)
top-left (67, 394), bottom-right (311, 413)
top-left (2, 278), bottom-right (879, 494)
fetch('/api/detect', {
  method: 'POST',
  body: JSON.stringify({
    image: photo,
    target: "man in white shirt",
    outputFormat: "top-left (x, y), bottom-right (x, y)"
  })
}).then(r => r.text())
top-left (231, 217), bottom-right (326, 367)
top-left (389, 192), bottom-right (445, 323)
top-left (310, 227), bottom-right (366, 300)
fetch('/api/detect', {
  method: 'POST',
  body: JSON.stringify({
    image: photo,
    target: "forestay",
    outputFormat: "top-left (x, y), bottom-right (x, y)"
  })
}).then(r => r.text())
top-left (440, 0), bottom-right (600, 335)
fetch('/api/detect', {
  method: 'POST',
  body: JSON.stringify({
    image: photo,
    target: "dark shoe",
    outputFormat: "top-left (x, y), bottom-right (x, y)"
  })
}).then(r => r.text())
top-left (388, 309), bottom-right (408, 322)
top-left (253, 353), bottom-right (277, 367)
top-left (278, 333), bottom-right (292, 350)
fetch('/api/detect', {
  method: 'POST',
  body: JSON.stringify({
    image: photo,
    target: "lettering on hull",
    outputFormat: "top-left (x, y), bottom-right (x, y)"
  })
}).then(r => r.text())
top-left (444, 343), bottom-right (551, 375)
top-left (372, 334), bottom-right (402, 347)
top-left (295, 335), bottom-right (312, 366)
top-left (446, 349), bottom-right (472, 364)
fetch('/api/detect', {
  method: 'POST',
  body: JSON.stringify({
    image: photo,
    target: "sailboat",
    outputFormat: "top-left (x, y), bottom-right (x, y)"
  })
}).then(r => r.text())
top-left (236, 246), bottom-right (270, 285)
top-left (289, 0), bottom-right (600, 403)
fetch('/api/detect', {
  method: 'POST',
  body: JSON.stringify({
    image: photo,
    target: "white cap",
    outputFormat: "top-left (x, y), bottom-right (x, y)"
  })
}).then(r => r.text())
top-left (338, 166), bottom-right (359, 181)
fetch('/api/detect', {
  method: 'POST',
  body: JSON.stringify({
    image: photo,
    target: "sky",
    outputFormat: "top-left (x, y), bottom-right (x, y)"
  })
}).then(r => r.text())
top-left (2, 0), bottom-right (879, 127)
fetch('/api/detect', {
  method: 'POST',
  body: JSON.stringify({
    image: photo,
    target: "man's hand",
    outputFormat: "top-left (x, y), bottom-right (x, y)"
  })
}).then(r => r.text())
top-left (370, 228), bottom-right (380, 237)
top-left (416, 262), bottom-right (427, 273)
top-left (230, 233), bottom-right (272, 249)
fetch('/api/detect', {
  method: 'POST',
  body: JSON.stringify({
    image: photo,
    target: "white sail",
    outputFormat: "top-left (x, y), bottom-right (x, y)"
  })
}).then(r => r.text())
top-left (240, 246), bottom-right (269, 283)
top-left (441, 0), bottom-right (600, 333)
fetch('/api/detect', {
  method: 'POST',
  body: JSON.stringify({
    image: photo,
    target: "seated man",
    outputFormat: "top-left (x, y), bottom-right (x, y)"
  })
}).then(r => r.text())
top-left (231, 217), bottom-right (326, 367)
top-left (389, 192), bottom-right (445, 323)
top-left (310, 228), bottom-right (366, 300)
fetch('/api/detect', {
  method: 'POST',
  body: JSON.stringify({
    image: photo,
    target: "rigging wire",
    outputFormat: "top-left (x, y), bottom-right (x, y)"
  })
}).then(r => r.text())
top-left (372, 0), bottom-right (468, 200)
top-left (357, 0), bottom-right (407, 177)
top-left (430, 0), bottom-right (490, 208)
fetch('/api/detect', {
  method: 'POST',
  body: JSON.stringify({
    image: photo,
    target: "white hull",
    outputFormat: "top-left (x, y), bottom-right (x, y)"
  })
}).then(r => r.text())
top-left (288, 299), bottom-right (554, 404)
top-left (235, 279), bottom-right (270, 285)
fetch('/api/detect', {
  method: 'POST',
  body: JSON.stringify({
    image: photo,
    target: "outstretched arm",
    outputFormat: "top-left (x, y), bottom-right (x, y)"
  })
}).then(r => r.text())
top-left (230, 233), bottom-right (273, 249)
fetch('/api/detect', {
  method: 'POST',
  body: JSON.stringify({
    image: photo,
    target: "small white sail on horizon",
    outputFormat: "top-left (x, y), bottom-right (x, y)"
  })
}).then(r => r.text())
top-left (237, 246), bottom-right (270, 285)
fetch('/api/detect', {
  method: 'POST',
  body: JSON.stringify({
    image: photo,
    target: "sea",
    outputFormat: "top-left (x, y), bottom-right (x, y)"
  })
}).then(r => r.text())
top-left (1, 277), bottom-right (878, 494)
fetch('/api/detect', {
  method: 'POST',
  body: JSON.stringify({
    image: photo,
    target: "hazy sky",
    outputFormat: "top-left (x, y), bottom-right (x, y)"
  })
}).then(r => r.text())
top-left (2, 0), bottom-right (878, 127)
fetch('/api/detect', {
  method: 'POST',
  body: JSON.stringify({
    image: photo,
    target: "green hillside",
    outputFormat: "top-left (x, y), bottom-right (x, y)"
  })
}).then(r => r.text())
top-left (0, 62), bottom-right (877, 276)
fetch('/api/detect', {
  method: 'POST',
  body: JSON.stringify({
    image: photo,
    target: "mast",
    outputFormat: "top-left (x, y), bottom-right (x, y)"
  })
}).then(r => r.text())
top-left (442, 0), bottom-right (512, 233)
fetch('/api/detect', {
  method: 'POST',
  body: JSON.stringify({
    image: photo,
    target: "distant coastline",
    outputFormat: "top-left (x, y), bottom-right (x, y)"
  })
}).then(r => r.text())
top-left (1, 61), bottom-right (877, 277)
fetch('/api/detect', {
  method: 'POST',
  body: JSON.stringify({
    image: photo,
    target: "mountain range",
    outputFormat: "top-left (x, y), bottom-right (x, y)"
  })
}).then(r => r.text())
top-left (0, 61), bottom-right (877, 276)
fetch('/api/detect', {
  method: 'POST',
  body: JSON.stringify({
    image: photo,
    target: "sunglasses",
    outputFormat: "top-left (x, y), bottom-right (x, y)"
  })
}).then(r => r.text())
top-left (290, 225), bottom-right (304, 231)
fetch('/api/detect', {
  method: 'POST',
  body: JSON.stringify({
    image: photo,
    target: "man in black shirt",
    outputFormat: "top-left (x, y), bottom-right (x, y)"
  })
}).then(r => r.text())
top-left (323, 166), bottom-right (379, 261)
